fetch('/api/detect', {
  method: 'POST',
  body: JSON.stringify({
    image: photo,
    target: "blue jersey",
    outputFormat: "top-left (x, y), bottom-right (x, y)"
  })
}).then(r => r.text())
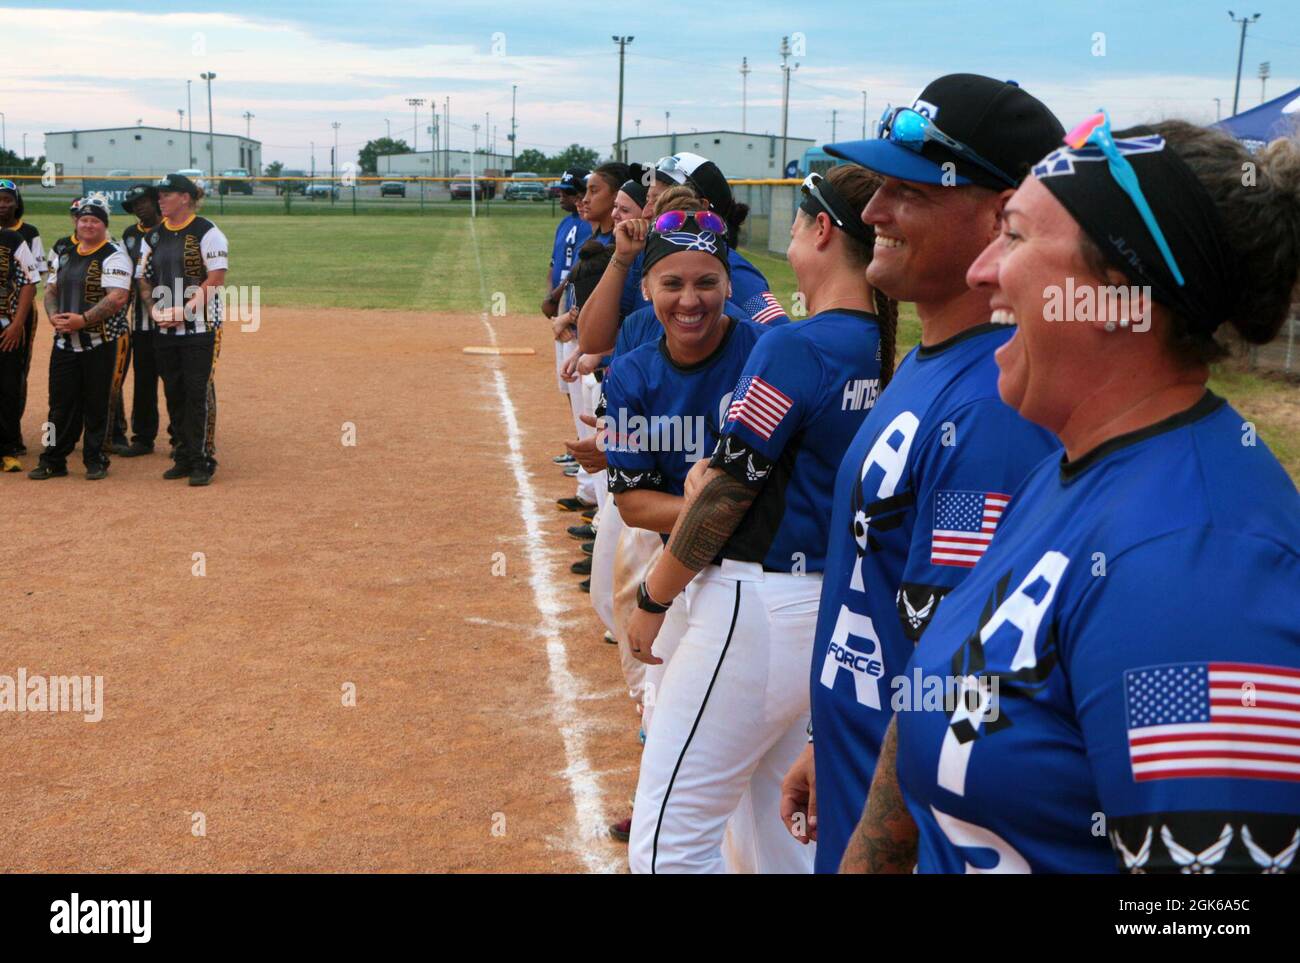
top-left (615, 301), bottom-right (748, 358)
top-left (809, 322), bottom-right (1059, 873)
top-left (620, 252), bottom-right (647, 319)
top-left (602, 318), bottom-right (769, 504)
top-left (550, 213), bottom-right (592, 289)
top-left (709, 309), bottom-right (884, 573)
top-left (896, 391), bottom-right (1300, 873)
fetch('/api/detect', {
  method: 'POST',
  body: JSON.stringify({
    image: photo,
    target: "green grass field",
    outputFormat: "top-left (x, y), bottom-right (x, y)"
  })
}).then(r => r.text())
top-left (22, 200), bottom-right (1295, 475)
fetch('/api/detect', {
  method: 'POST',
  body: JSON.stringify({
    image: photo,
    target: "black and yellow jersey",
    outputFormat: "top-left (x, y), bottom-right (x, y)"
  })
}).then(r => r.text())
top-left (139, 214), bottom-right (229, 335)
top-left (0, 227), bottom-right (39, 328)
top-left (8, 220), bottom-right (45, 276)
top-left (47, 233), bottom-right (77, 281)
top-left (120, 221), bottom-right (153, 332)
top-left (49, 239), bottom-right (132, 351)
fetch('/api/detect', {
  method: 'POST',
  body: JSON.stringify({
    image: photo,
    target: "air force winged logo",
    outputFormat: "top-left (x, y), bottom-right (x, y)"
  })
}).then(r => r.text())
top-left (745, 455), bottom-right (769, 482)
top-left (1032, 135), bottom-right (1166, 180)
top-left (1161, 823), bottom-right (1233, 874)
top-left (1110, 827), bottom-right (1152, 873)
top-left (898, 589), bottom-right (935, 631)
top-left (720, 436), bottom-right (745, 463)
top-left (1243, 825), bottom-right (1300, 873)
top-left (657, 230), bottom-right (720, 254)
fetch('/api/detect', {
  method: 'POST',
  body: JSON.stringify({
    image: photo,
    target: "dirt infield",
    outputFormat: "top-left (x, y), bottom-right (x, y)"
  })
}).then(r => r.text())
top-left (1, 308), bottom-right (639, 872)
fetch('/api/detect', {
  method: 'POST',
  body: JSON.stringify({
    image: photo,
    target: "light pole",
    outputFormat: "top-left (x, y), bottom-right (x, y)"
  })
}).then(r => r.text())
top-left (510, 83), bottom-right (518, 173)
top-left (1259, 61), bottom-right (1271, 103)
top-left (385, 118), bottom-right (391, 139)
top-left (779, 36), bottom-right (798, 178)
top-left (635, 118), bottom-right (641, 138)
top-left (612, 36), bottom-right (634, 162)
top-left (200, 72), bottom-right (216, 183)
top-left (21, 133), bottom-right (27, 160)
top-left (470, 122), bottom-right (480, 218)
top-left (406, 97), bottom-right (425, 154)
top-left (444, 97), bottom-right (450, 178)
top-left (862, 90), bottom-right (868, 138)
top-left (331, 120), bottom-right (340, 204)
top-left (187, 80), bottom-right (194, 165)
top-left (1214, 97), bottom-right (1222, 121)
top-left (1228, 11), bottom-right (1261, 117)
top-left (310, 141), bottom-right (315, 178)
top-left (243, 111), bottom-right (254, 138)
top-left (830, 108), bottom-right (837, 142)
top-left (740, 57), bottom-right (751, 132)
top-left (665, 111), bottom-right (670, 135)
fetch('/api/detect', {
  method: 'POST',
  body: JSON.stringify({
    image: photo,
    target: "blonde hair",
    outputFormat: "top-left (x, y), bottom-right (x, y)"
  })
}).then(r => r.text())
top-left (653, 185), bottom-right (703, 217)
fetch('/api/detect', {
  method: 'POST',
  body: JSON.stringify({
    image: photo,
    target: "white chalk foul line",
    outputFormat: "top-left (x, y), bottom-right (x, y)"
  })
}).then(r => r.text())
top-left (467, 219), bottom-right (620, 874)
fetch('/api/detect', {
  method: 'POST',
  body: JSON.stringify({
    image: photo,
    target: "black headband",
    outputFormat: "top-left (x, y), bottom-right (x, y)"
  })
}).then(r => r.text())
top-left (642, 217), bottom-right (731, 277)
top-left (1032, 127), bottom-right (1236, 335)
top-left (620, 179), bottom-right (648, 210)
top-left (799, 175), bottom-right (872, 246)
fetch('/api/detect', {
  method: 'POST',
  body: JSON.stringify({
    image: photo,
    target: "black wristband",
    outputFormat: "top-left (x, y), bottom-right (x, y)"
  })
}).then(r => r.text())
top-left (637, 581), bottom-right (671, 614)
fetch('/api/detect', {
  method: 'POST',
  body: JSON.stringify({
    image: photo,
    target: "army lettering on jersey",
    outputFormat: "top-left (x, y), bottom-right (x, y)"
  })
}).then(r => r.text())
top-left (49, 240), bottom-right (132, 351)
top-left (138, 214), bottom-right (229, 335)
top-left (0, 228), bottom-right (39, 327)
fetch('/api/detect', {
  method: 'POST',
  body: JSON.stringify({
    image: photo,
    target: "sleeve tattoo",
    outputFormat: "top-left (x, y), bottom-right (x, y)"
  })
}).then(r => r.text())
top-left (666, 471), bottom-right (756, 572)
top-left (839, 717), bottom-right (918, 873)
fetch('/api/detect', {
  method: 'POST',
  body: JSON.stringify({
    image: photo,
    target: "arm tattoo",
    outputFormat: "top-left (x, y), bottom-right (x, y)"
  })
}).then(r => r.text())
top-left (666, 472), bottom-right (756, 572)
top-left (839, 718), bottom-right (918, 873)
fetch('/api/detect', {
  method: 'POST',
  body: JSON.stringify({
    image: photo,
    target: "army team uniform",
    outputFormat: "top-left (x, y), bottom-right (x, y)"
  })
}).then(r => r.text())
top-left (0, 229), bottom-right (40, 459)
top-left (37, 240), bottom-right (132, 473)
top-left (138, 214), bottom-right (229, 476)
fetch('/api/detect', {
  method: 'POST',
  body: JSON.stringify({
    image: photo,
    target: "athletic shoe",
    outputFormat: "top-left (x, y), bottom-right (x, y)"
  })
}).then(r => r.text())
top-left (570, 557), bottom-right (591, 576)
top-left (1, 456), bottom-right (21, 473)
top-left (603, 631), bottom-right (617, 646)
top-left (567, 523), bottom-right (596, 540)
top-left (556, 497), bottom-right (596, 513)
top-left (578, 578), bottom-right (590, 593)
top-left (552, 453), bottom-right (575, 464)
top-left (120, 441), bottom-right (154, 458)
top-left (188, 470), bottom-right (213, 487)
top-left (163, 465), bottom-right (190, 480)
top-left (85, 465), bottom-right (108, 481)
top-left (581, 507), bottom-right (597, 522)
top-left (28, 464), bottom-right (68, 480)
top-left (609, 817), bottom-right (632, 843)
top-left (581, 541), bottom-right (594, 556)
top-left (562, 464), bottom-right (579, 477)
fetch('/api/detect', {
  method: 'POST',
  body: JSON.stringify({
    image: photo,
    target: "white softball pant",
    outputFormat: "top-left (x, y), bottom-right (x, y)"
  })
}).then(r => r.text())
top-left (629, 561), bottom-right (819, 874)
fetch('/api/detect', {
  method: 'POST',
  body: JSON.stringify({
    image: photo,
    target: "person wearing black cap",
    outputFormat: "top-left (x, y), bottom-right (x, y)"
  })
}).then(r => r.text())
top-left (544, 167), bottom-right (592, 467)
top-left (0, 222), bottom-right (40, 472)
top-left (0, 179), bottom-right (46, 459)
top-left (137, 172), bottom-right (229, 486)
top-left (29, 197), bottom-right (132, 481)
top-left (111, 184), bottom-right (171, 458)
top-left (790, 74), bottom-right (1064, 874)
top-left (855, 120), bottom-right (1300, 874)
top-left (623, 166), bottom-right (895, 874)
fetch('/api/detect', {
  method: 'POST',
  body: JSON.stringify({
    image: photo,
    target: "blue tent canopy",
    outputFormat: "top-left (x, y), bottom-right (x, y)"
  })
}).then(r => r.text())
top-left (1214, 86), bottom-right (1300, 152)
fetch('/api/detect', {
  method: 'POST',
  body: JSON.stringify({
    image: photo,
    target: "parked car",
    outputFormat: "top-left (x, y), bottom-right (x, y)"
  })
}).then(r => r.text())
top-left (218, 169), bottom-right (254, 195)
top-left (276, 169), bottom-right (308, 195)
top-left (176, 169), bottom-right (208, 191)
top-left (304, 183), bottom-right (340, 200)
top-left (449, 180), bottom-right (488, 201)
top-left (379, 181), bottom-right (406, 197)
top-left (504, 181), bottom-right (548, 201)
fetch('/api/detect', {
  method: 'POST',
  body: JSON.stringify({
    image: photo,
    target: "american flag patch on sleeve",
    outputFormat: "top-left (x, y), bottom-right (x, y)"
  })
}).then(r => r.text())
top-left (726, 375), bottom-right (793, 441)
top-left (745, 291), bottom-right (788, 325)
top-left (1126, 663), bottom-right (1300, 782)
top-left (930, 490), bottom-right (1008, 567)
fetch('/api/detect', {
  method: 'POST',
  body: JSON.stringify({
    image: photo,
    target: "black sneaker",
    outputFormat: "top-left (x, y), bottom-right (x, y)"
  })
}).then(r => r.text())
top-left (581, 507), bottom-right (597, 522)
top-left (567, 523), bottom-right (596, 540)
top-left (120, 441), bottom-right (154, 457)
top-left (552, 453), bottom-right (576, 465)
top-left (578, 578), bottom-right (590, 593)
top-left (556, 497), bottom-right (596, 513)
top-left (163, 464), bottom-right (190, 480)
top-left (28, 464), bottom-right (68, 480)
top-left (188, 469), bottom-right (213, 487)
top-left (581, 541), bottom-right (594, 556)
top-left (570, 557), bottom-right (591, 576)
top-left (85, 465), bottom-right (109, 481)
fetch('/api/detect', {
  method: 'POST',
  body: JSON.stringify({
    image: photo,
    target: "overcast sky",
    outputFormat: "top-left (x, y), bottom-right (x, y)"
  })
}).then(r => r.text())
top-left (8, 0), bottom-right (1299, 169)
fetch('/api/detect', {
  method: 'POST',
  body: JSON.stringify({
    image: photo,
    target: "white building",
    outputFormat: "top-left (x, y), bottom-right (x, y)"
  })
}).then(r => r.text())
top-left (377, 150), bottom-right (514, 177)
top-left (44, 126), bottom-right (262, 177)
top-left (620, 130), bottom-right (816, 180)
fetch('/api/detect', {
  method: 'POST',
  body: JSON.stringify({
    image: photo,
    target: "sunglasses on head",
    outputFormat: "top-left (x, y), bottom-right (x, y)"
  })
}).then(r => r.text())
top-left (800, 173), bottom-right (849, 229)
top-left (879, 105), bottom-right (1017, 189)
top-left (0, 179), bottom-right (16, 192)
top-left (653, 209), bottom-right (726, 234)
top-left (654, 155), bottom-right (689, 184)
top-left (1064, 109), bottom-right (1185, 287)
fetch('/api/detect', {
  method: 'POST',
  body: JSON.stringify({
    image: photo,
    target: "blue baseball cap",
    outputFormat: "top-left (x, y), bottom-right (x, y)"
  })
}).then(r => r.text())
top-left (825, 74), bottom-right (1063, 189)
top-left (555, 167), bottom-right (589, 193)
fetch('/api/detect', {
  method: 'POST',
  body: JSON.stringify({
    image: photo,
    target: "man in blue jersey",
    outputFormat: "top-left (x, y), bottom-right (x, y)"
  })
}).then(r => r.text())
top-left (777, 74), bottom-right (1065, 873)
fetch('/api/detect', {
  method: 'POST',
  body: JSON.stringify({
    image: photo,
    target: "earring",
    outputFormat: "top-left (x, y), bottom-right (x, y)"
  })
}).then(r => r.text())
top-left (1104, 321), bottom-right (1117, 333)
